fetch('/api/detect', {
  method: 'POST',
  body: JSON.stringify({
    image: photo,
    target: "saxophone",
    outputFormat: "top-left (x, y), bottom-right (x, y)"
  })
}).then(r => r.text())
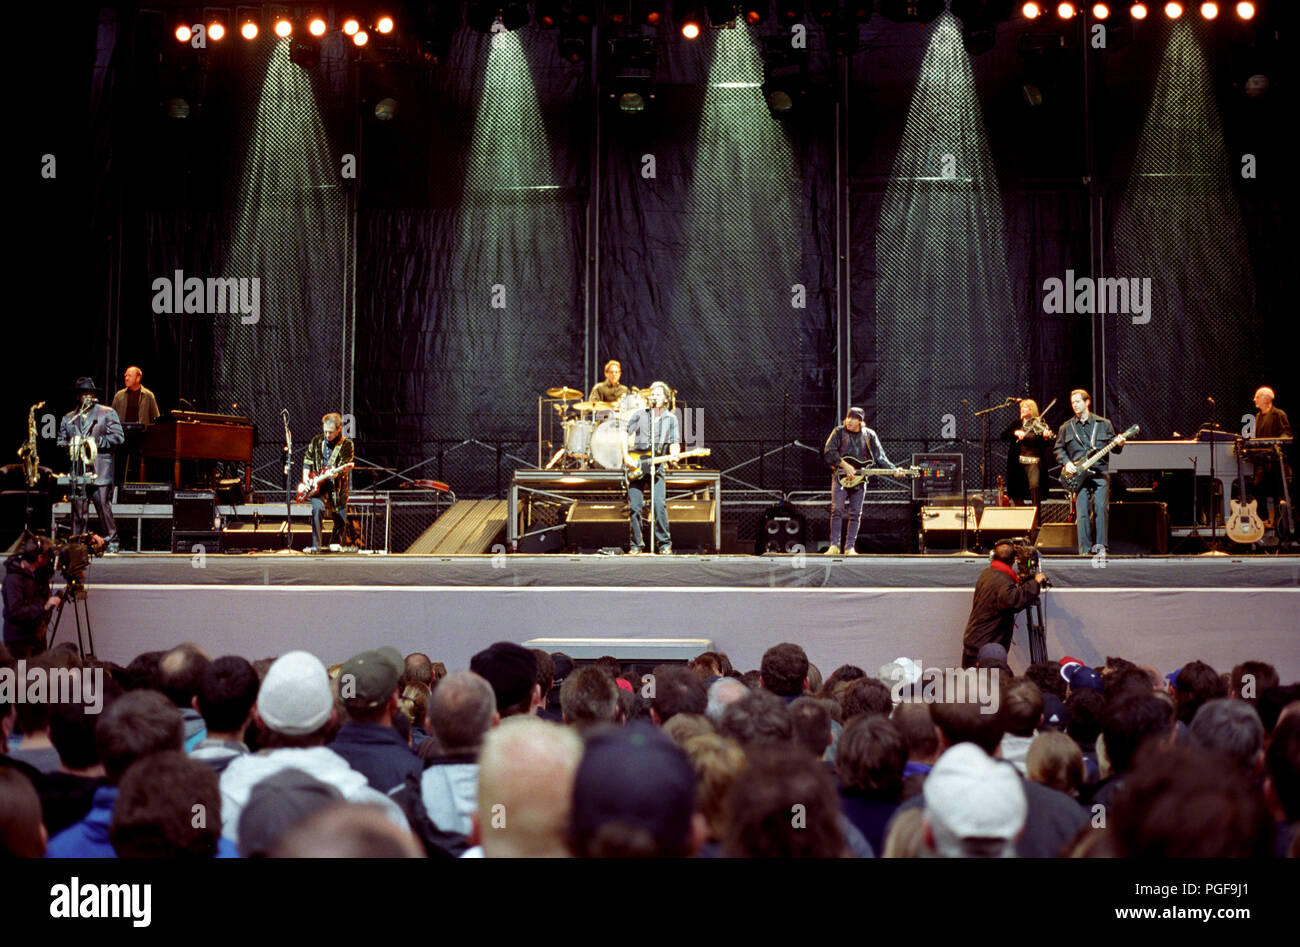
top-left (16, 401), bottom-right (43, 487)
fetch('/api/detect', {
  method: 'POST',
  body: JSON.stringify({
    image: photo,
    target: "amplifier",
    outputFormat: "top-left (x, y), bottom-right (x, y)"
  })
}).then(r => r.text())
top-left (979, 506), bottom-right (1038, 537)
top-left (921, 506), bottom-right (977, 530)
top-left (565, 499), bottom-right (717, 552)
top-left (1035, 523), bottom-right (1078, 554)
top-left (118, 482), bottom-right (173, 505)
top-left (172, 530), bottom-right (222, 554)
top-left (173, 490), bottom-right (216, 531)
top-left (1039, 499), bottom-right (1072, 524)
top-left (1110, 501), bottom-right (1170, 555)
top-left (663, 500), bottom-right (716, 552)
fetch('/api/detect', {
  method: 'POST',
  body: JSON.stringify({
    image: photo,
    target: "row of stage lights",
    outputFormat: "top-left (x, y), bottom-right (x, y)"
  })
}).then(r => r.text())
top-left (174, 14), bottom-right (395, 47)
top-left (1022, 2), bottom-right (1256, 18)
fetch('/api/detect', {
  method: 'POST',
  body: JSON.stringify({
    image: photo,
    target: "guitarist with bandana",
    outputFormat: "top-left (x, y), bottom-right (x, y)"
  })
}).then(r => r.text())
top-left (822, 407), bottom-right (900, 555)
top-left (1054, 389), bottom-right (1127, 555)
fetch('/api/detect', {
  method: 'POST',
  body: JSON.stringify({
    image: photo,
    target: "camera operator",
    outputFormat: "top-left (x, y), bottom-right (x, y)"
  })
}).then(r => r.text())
top-left (2, 535), bottom-right (62, 659)
top-left (960, 539), bottom-right (1047, 670)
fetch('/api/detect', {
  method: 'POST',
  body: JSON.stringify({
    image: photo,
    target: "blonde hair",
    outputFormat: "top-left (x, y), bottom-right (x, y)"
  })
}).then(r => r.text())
top-left (1022, 399), bottom-right (1039, 417)
top-left (1026, 730), bottom-right (1084, 796)
top-left (322, 412), bottom-right (343, 427)
top-left (682, 734), bottom-right (747, 841)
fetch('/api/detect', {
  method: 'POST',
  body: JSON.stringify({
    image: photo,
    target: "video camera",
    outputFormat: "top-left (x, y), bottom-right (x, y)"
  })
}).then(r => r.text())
top-left (49, 532), bottom-right (106, 592)
top-left (994, 536), bottom-right (1051, 589)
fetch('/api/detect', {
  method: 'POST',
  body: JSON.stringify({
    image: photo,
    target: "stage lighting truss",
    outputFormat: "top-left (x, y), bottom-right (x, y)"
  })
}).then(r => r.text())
top-left (607, 35), bottom-right (657, 113)
top-left (634, 0), bottom-right (667, 26)
top-left (775, 1), bottom-right (805, 26)
top-left (705, 0), bottom-right (739, 27)
top-left (740, 0), bottom-right (770, 24)
top-left (878, 0), bottom-right (946, 21)
top-left (605, 0), bottom-right (632, 24)
top-left (559, 23), bottom-right (590, 62)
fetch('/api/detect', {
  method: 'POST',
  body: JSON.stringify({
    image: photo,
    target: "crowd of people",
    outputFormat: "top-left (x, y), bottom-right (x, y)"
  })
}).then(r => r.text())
top-left (1, 637), bottom-right (1296, 858)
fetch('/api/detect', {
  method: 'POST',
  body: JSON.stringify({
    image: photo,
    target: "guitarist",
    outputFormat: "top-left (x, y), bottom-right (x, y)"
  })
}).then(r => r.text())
top-left (303, 412), bottom-right (355, 550)
top-left (624, 381), bottom-right (678, 555)
top-left (822, 407), bottom-right (898, 555)
top-left (1054, 389), bottom-right (1126, 555)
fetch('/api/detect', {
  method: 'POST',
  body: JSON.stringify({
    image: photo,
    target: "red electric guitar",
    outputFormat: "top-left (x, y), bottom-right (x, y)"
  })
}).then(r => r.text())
top-left (296, 462), bottom-right (354, 502)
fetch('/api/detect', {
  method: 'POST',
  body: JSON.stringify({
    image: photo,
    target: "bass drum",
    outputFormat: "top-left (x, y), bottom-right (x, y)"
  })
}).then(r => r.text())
top-left (563, 419), bottom-right (595, 458)
top-left (590, 419), bottom-right (628, 470)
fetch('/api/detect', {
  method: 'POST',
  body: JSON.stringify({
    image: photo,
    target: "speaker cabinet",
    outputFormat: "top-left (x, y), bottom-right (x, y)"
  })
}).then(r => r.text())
top-left (173, 490), bottom-right (216, 531)
top-left (1110, 501), bottom-right (1169, 555)
top-left (566, 501), bottom-right (629, 551)
top-left (1035, 523), bottom-right (1078, 554)
top-left (172, 530), bottom-right (222, 554)
top-left (979, 506), bottom-right (1038, 538)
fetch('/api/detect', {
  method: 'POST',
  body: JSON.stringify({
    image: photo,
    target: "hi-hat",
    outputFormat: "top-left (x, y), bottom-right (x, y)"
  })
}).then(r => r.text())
top-left (546, 386), bottom-right (583, 400)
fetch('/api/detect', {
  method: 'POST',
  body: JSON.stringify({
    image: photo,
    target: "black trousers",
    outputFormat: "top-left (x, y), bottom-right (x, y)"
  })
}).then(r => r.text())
top-left (72, 484), bottom-right (116, 542)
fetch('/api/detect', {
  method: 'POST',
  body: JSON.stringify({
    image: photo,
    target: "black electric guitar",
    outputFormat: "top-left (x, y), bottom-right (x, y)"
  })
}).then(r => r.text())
top-left (1058, 425), bottom-right (1139, 494)
top-left (625, 448), bottom-right (712, 480)
top-left (1226, 443), bottom-right (1265, 544)
top-left (836, 460), bottom-right (922, 490)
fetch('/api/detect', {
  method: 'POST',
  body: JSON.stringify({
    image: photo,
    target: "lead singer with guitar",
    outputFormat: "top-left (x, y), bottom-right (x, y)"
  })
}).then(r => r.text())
top-left (625, 382), bottom-right (678, 555)
top-left (302, 413), bottom-right (354, 551)
top-left (1054, 389), bottom-right (1126, 555)
top-left (823, 407), bottom-right (899, 555)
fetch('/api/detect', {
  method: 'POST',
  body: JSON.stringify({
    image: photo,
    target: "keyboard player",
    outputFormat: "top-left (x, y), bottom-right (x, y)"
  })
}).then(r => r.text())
top-left (111, 366), bottom-right (162, 485)
top-left (1250, 387), bottom-right (1293, 520)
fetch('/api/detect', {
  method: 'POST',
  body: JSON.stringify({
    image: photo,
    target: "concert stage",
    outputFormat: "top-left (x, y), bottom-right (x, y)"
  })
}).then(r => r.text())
top-left (64, 553), bottom-right (1300, 681)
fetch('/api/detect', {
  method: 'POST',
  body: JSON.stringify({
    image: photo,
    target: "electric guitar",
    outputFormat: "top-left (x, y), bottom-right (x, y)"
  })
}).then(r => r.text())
top-left (296, 462), bottom-right (355, 502)
top-left (836, 460), bottom-right (922, 490)
top-left (1225, 443), bottom-right (1265, 544)
top-left (1058, 425), bottom-right (1139, 494)
top-left (625, 448), bottom-right (712, 480)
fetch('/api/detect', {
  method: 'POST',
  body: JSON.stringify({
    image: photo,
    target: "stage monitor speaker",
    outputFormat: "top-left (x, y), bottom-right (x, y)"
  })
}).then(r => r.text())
top-left (1110, 501), bottom-right (1169, 555)
top-left (172, 529), bottom-right (222, 554)
top-left (664, 500), bottom-right (716, 551)
top-left (223, 521), bottom-right (321, 551)
top-left (979, 506), bottom-right (1037, 537)
top-left (1035, 523), bottom-right (1077, 554)
top-left (173, 490), bottom-right (216, 531)
top-left (566, 501), bottom-right (628, 551)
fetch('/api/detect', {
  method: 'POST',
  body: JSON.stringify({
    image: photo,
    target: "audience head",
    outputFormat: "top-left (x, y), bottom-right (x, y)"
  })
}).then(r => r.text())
top-left (427, 671), bottom-right (497, 755)
top-left (273, 803), bottom-right (423, 857)
top-left (237, 767), bottom-right (344, 857)
top-left (1189, 698), bottom-right (1265, 773)
top-left (892, 702), bottom-right (940, 764)
top-left (1000, 679), bottom-right (1044, 738)
top-left (0, 769), bottom-right (46, 857)
top-left (1026, 730), bottom-right (1085, 796)
top-left (339, 646), bottom-right (404, 724)
top-left (560, 666), bottom-right (619, 732)
top-left (929, 696), bottom-right (1005, 756)
top-left (195, 655), bottom-right (259, 736)
top-left (836, 714), bottom-right (907, 802)
top-left (661, 713), bottom-right (714, 749)
top-left (530, 649), bottom-right (555, 703)
top-left (723, 745), bottom-right (844, 857)
top-left (1101, 693), bottom-right (1175, 775)
top-left (1174, 660), bottom-right (1228, 725)
top-left (254, 651), bottom-right (336, 748)
top-left (706, 676), bottom-right (748, 724)
top-left (569, 724), bottom-right (700, 858)
top-left (470, 642), bottom-right (539, 718)
top-left (923, 744), bottom-right (1026, 858)
top-left (760, 642), bottom-right (809, 697)
top-left (649, 666), bottom-right (707, 726)
top-left (789, 696), bottom-right (832, 759)
top-left (156, 643), bottom-right (211, 709)
top-left (1065, 688), bottom-right (1104, 749)
top-left (475, 717), bottom-right (583, 857)
top-left (401, 652), bottom-right (434, 689)
top-left (1230, 661), bottom-right (1278, 706)
top-left (840, 677), bottom-right (894, 720)
top-left (96, 690), bottom-right (184, 783)
top-left (1265, 714), bottom-right (1300, 824)
top-left (718, 690), bottom-right (795, 747)
top-left (110, 752), bottom-right (223, 857)
top-left (682, 734), bottom-right (747, 842)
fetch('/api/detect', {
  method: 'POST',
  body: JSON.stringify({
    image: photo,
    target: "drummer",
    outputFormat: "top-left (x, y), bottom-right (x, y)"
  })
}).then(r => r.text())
top-left (589, 360), bottom-right (630, 406)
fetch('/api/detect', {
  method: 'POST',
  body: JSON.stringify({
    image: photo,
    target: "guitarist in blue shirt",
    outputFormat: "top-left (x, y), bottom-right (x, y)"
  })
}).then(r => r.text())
top-left (822, 407), bottom-right (899, 555)
top-left (624, 382), bottom-right (679, 555)
top-left (1054, 389), bottom-right (1126, 555)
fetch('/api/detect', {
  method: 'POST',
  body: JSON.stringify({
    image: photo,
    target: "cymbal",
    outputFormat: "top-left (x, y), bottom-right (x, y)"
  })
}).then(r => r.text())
top-left (572, 400), bottom-right (616, 412)
top-left (546, 386), bottom-right (583, 400)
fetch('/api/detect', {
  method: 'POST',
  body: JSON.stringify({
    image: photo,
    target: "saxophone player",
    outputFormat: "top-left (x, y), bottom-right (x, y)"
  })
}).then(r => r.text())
top-left (57, 377), bottom-right (125, 553)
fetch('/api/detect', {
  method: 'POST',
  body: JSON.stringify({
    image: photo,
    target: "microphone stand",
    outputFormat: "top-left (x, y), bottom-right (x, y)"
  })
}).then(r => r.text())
top-left (1206, 397), bottom-right (1220, 549)
top-left (282, 411), bottom-right (293, 550)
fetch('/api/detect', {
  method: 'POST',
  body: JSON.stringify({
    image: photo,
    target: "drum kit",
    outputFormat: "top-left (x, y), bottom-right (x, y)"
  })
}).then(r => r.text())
top-left (543, 384), bottom-right (649, 470)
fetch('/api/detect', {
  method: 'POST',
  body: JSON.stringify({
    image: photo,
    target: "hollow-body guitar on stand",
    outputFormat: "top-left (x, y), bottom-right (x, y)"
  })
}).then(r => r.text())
top-left (1057, 425), bottom-right (1140, 494)
top-left (1226, 441), bottom-right (1265, 544)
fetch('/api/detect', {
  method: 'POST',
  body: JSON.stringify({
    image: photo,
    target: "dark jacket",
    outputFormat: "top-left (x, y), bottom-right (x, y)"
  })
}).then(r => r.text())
top-left (838, 786), bottom-right (899, 857)
top-left (961, 562), bottom-right (1042, 664)
top-left (303, 433), bottom-right (354, 510)
top-left (824, 425), bottom-right (894, 472)
top-left (110, 386), bottom-right (162, 425)
top-left (1000, 419), bottom-right (1052, 501)
top-left (329, 721), bottom-right (422, 795)
top-left (1054, 413), bottom-right (1123, 477)
top-left (3, 555), bottom-right (51, 651)
top-left (57, 402), bottom-right (124, 486)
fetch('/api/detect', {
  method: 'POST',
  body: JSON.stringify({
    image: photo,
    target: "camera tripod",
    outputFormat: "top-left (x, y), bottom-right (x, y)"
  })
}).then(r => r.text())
top-left (47, 576), bottom-right (95, 660)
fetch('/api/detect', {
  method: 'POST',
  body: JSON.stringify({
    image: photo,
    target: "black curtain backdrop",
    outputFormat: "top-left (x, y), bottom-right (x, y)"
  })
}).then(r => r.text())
top-left (7, 7), bottom-right (1290, 511)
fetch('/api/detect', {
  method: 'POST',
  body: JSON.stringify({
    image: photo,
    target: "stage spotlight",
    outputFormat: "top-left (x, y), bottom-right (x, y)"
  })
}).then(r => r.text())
top-left (175, 24), bottom-right (192, 42)
top-left (274, 18), bottom-right (292, 37)
top-left (606, 0), bottom-right (631, 23)
top-left (1130, 2), bottom-right (1147, 17)
top-left (1023, 2), bottom-right (1042, 17)
top-left (742, 0), bottom-right (769, 24)
top-left (536, 0), bottom-right (562, 27)
top-left (1057, 1), bottom-right (1076, 16)
top-left (635, 0), bottom-right (667, 24)
top-left (165, 97), bottom-right (191, 119)
top-left (209, 22), bottom-right (226, 40)
top-left (353, 29), bottom-right (369, 45)
top-left (1163, 2), bottom-right (1182, 16)
top-left (377, 15), bottom-right (395, 33)
top-left (809, 0), bottom-right (836, 22)
top-left (374, 96), bottom-right (398, 120)
top-left (879, 0), bottom-right (945, 21)
top-left (343, 17), bottom-right (360, 35)
top-left (776, 1), bottom-right (805, 25)
top-left (1199, 1), bottom-right (1217, 16)
top-left (241, 19), bottom-right (259, 39)
top-left (572, 0), bottom-right (596, 23)
top-left (308, 17), bottom-right (327, 36)
top-left (609, 35), bottom-right (657, 114)
top-left (680, 3), bottom-right (705, 36)
top-left (1092, 3), bottom-right (1109, 17)
top-left (1235, 1), bottom-right (1254, 18)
